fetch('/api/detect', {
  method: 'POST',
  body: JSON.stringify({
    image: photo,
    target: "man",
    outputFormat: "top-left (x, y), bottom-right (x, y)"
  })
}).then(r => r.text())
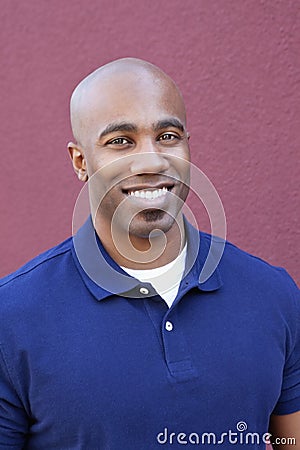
top-left (0, 58), bottom-right (299, 449)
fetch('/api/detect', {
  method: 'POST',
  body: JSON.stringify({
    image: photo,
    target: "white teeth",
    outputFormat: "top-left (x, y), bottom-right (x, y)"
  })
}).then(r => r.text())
top-left (128, 187), bottom-right (170, 199)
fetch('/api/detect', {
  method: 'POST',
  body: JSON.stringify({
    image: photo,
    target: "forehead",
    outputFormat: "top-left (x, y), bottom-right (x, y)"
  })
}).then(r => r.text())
top-left (78, 71), bottom-right (186, 137)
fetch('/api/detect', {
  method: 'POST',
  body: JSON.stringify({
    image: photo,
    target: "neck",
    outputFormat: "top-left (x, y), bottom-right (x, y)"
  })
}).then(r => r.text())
top-left (94, 214), bottom-right (186, 270)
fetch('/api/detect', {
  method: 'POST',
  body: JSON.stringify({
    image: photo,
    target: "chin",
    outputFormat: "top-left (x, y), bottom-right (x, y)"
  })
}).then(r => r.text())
top-left (128, 209), bottom-right (175, 238)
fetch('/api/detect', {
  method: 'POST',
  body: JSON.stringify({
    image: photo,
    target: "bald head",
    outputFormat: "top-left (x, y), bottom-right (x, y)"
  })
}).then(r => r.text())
top-left (70, 58), bottom-right (186, 146)
top-left (67, 57), bottom-right (191, 247)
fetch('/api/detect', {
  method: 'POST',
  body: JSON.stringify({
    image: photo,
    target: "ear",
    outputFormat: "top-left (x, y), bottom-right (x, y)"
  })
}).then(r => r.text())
top-left (67, 142), bottom-right (88, 182)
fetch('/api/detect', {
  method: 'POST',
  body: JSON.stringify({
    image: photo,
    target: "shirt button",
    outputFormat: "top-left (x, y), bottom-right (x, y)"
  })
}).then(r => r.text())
top-left (165, 321), bottom-right (173, 331)
top-left (139, 287), bottom-right (149, 295)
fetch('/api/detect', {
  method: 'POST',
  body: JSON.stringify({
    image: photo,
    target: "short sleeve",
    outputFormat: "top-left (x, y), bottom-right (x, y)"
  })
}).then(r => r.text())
top-left (272, 271), bottom-right (300, 415)
top-left (0, 345), bottom-right (29, 448)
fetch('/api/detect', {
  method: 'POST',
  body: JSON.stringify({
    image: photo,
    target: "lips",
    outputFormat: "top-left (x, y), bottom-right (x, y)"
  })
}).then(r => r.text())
top-left (122, 180), bottom-right (174, 192)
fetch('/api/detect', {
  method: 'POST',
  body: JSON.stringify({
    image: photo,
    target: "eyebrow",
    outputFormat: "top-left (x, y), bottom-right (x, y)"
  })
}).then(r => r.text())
top-left (99, 122), bottom-right (138, 140)
top-left (153, 118), bottom-right (185, 133)
top-left (98, 117), bottom-right (185, 140)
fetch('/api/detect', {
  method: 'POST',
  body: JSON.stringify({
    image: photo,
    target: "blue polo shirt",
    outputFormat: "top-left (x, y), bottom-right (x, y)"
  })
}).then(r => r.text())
top-left (0, 217), bottom-right (299, 449)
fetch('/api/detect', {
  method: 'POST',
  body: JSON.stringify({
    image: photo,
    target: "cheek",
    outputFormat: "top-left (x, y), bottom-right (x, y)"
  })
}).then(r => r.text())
top-left (182, 144), bottom-right (191, 163)
top-left (172, 142), bottom-right (190, 163)
top-left (87, 154), bottom-right (131, 186)
top-left (88, 158), bottom-right (134, 214)
top-left (173, 151), bottom-right (191, 183)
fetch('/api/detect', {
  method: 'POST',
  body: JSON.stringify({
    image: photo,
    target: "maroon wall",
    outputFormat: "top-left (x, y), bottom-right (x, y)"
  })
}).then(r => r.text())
top-left (1, 0), bottom-right (299, 289)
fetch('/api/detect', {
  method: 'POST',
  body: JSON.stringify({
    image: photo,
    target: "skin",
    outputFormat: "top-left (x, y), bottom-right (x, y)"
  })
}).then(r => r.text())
top-left (269, 411), bottom-right (300, 449)
top-left (68, 57), bottom-right (300, 442)
top-left (68, 58), bottom-right (190, 268)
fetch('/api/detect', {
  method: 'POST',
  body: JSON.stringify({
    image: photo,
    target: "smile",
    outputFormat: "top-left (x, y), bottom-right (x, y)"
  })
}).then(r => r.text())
top-left (129, 187), bottom-right (169, 200)
top-left (123, 185), bottom-right (174, 200)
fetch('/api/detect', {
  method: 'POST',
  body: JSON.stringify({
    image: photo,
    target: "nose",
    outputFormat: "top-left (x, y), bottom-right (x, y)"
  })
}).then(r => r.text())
top-left (129, 140), bottom-right (170, 174)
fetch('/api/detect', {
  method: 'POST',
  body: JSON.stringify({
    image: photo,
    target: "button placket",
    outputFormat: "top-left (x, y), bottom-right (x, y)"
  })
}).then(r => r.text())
top-left (162, 309), bottom-right (198, 382)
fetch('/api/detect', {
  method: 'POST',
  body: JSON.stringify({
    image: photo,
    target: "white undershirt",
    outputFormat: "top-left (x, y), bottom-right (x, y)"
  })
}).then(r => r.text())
top-left (121, 243), bottom-right (187, 308)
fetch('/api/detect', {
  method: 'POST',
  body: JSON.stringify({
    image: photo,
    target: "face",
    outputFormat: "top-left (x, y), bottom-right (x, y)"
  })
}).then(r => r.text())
top-left (71, 72), bottom-right (191, 240)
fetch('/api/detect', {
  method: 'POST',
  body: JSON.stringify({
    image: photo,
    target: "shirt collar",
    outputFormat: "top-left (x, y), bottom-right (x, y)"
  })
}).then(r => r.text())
top-left (71, 216), bottom-right (223, 301)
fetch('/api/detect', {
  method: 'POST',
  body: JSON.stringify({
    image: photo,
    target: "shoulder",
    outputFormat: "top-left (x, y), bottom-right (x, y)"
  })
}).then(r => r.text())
top-left (200, 230), bottom-right (299, 303)
top-left (0, 237), bottom-right (74, 309)
top-left (214, 235), bottom-right (299, 328)
top-left (224, 237), bottom-right (298, 290)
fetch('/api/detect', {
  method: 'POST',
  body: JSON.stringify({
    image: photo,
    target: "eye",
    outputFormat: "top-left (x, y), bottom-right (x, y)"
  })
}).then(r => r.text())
top-left (158, 133), bottom-right (178, 142)
top-left (107, 137), bottom-right (131, 145)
